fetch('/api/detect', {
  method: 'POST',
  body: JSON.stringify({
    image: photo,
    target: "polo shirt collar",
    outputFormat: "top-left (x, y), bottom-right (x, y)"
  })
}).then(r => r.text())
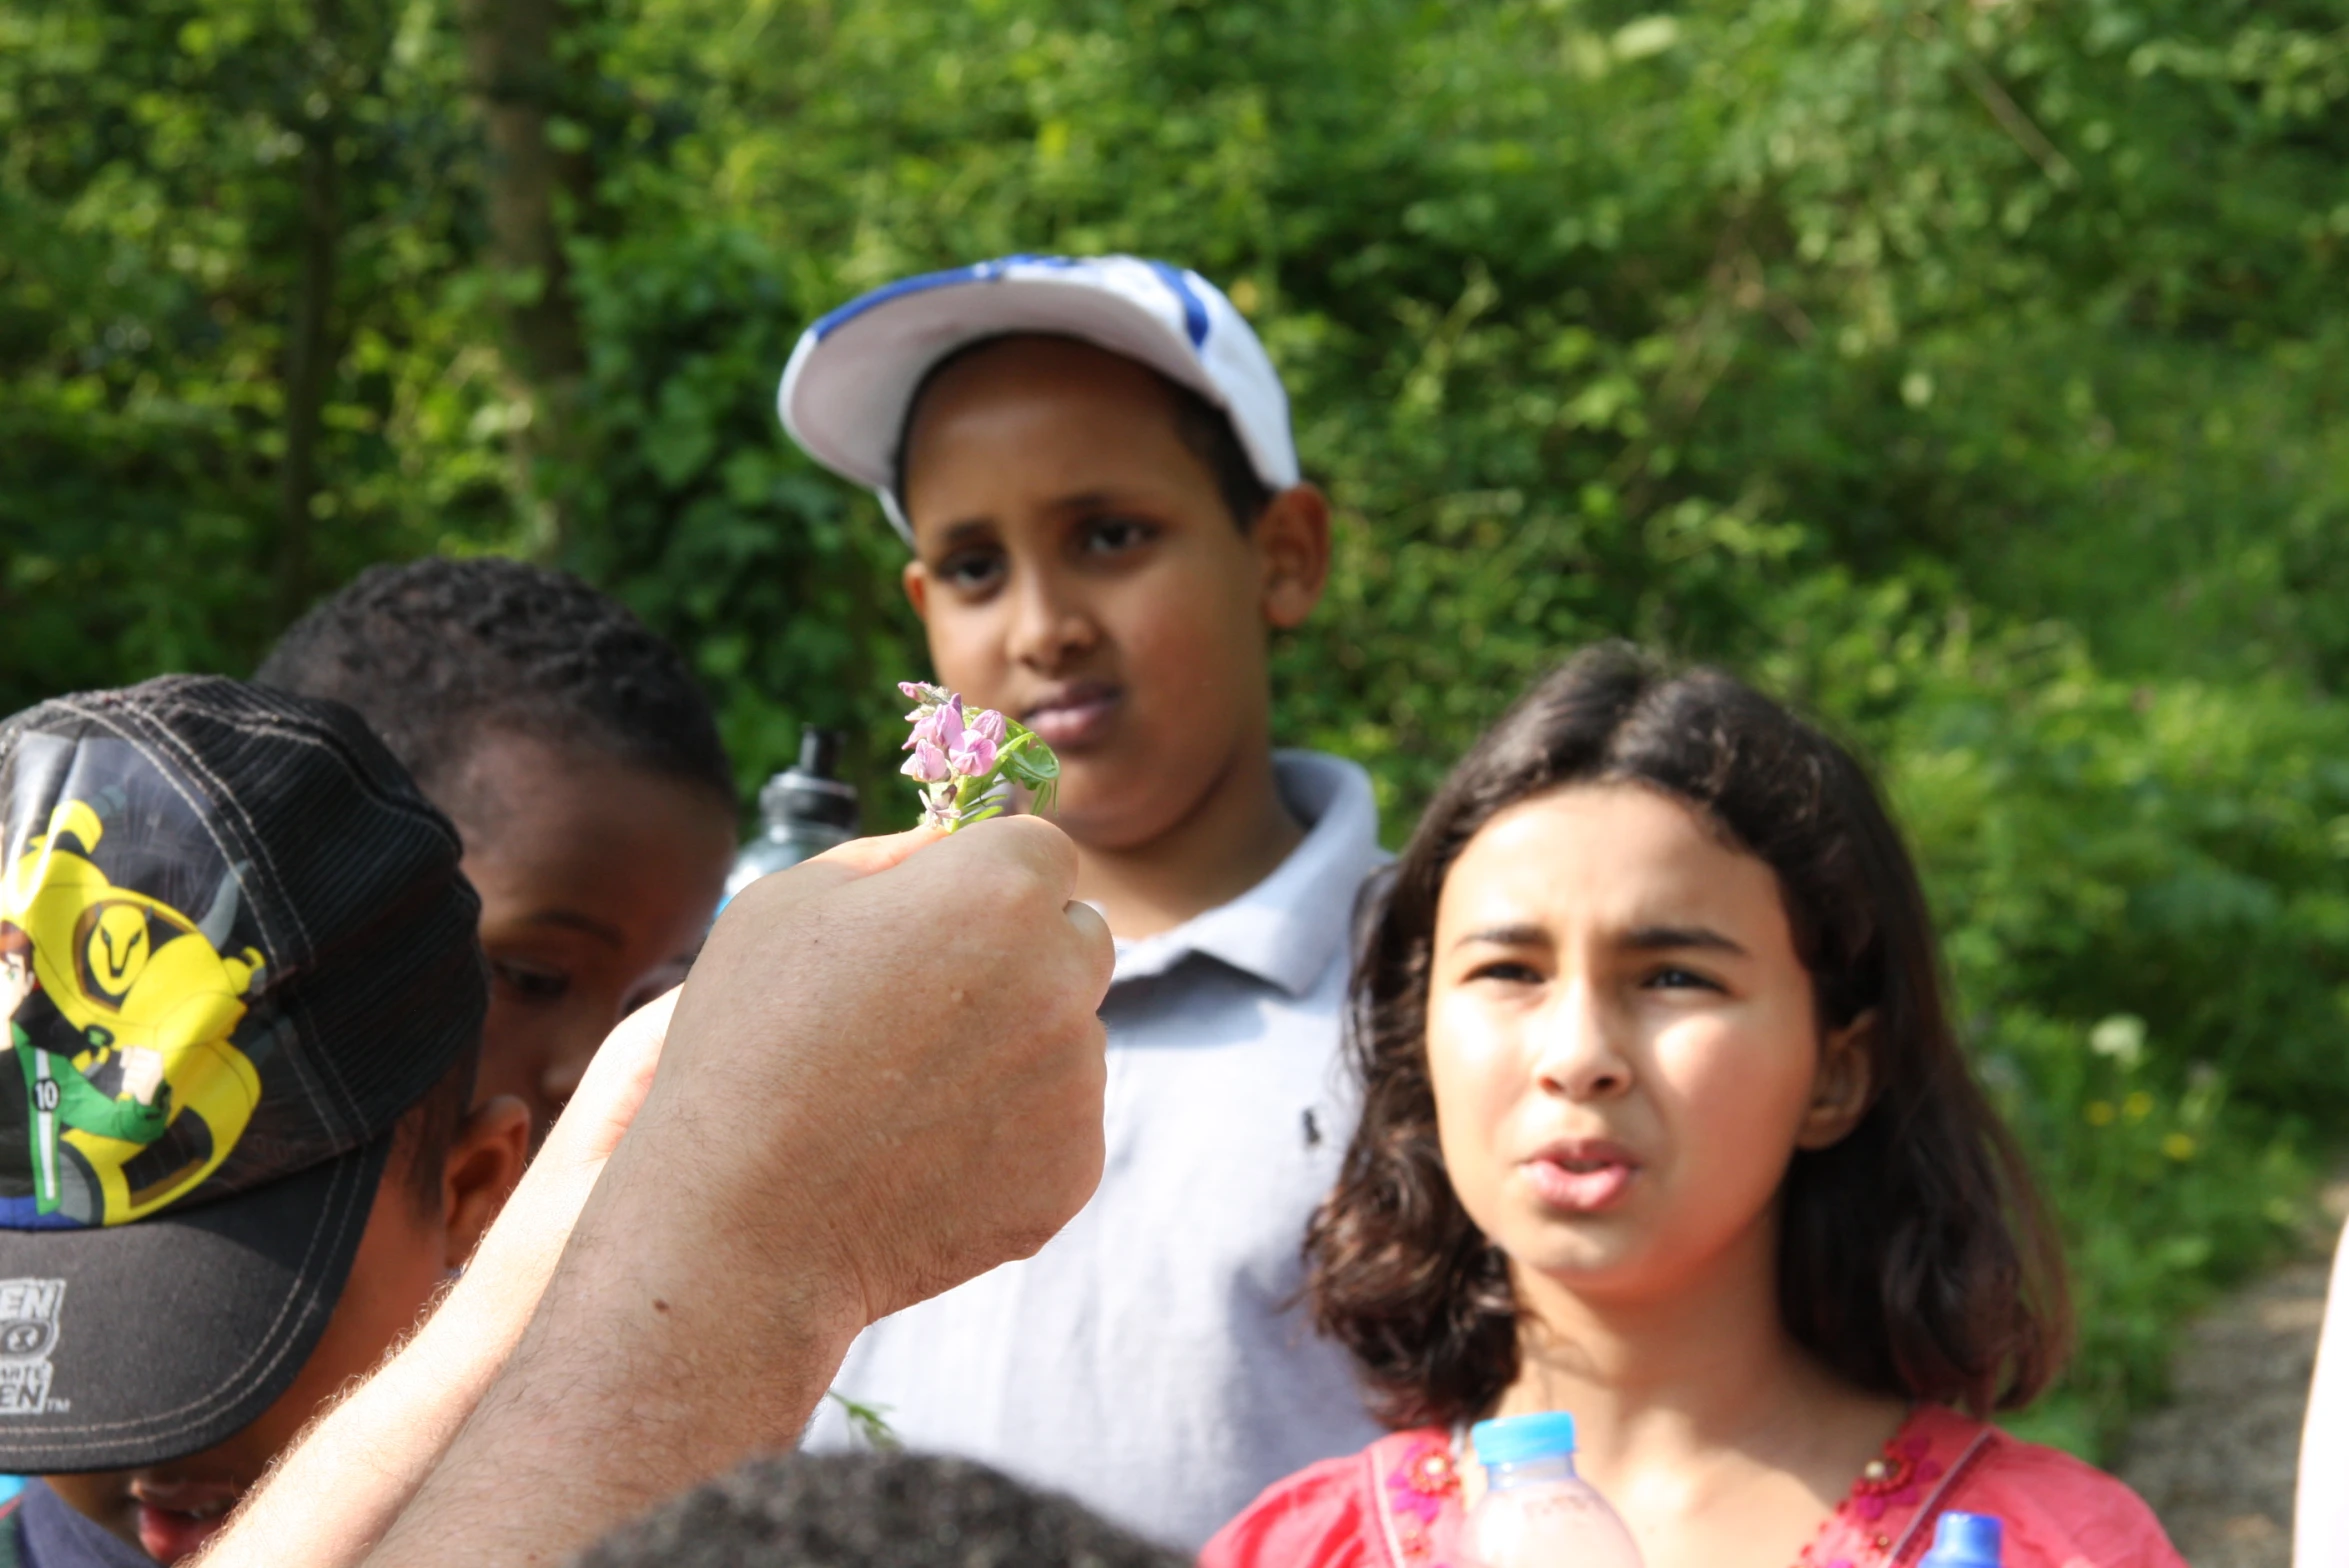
top-left (1111, 751), bottom-right (1385, 998)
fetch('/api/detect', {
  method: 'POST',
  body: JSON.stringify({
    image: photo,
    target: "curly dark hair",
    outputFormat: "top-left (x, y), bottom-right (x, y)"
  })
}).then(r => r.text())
top-left (254, 557), bottom-right (733, 805)
top-left (1309, 642), bottom-right (2070, 1430)
top-left (573, 1450), bottom-right (1186, 1568)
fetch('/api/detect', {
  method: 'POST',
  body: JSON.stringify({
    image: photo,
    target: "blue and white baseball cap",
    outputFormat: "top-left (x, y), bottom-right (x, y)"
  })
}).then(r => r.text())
top-left (778, 254), bottom-right (1299, 541)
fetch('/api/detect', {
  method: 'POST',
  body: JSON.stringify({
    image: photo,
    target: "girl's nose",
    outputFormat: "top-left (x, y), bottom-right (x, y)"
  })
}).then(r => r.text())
top-left (1532, 979), bottom-right (1633, 1101)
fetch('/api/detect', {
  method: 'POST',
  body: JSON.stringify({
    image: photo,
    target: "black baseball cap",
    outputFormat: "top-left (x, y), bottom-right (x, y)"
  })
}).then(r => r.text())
top-left (0, 676), bottom-right (485, 1471)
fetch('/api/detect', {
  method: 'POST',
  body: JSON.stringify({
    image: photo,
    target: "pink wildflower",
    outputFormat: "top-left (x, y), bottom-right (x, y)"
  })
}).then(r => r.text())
top-left (901, 740), bottom-right (951, 783)
top-left (949, 732), bottom-right (996, 776)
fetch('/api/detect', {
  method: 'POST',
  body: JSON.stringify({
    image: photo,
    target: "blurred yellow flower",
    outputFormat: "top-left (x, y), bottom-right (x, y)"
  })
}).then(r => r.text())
top-left (2124, 1091), bottom-right (2154, 1121)
top-left (2162, 1133), bottom-right (2197, 1161)
top-left (2086, 1100), bottom-right (2117, 1126)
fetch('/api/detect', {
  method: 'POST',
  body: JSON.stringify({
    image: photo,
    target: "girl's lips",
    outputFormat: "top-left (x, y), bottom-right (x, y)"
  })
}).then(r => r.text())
top-left (1021, 685), bottom-right (1121, 751)
top-left (1522, 1141), bottom-right (1640, 1214)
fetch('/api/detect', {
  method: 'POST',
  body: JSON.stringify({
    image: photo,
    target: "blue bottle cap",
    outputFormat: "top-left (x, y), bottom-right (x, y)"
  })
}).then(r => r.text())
top-left (1470, 1412), bottom-right (1578, 1466)
top-left (1920, 1511), bottom-right (2003, 1567)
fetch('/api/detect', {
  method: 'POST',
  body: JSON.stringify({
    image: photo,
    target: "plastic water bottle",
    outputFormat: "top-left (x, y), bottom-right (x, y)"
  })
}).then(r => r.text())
top-left (1467, 1412), bottom-right (1643, 1568)
top-left (722, 726), bottom-right (858, 905)
top-left (1919, 1512), bottom-right (2003, 1567)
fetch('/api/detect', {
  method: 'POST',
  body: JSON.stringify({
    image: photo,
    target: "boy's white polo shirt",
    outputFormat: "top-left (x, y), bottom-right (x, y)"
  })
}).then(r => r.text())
top-left (800, 750), bottom-right (1387, 1549)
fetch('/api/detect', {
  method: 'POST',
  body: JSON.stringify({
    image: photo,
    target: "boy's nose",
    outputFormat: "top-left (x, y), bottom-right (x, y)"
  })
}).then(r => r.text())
top-left (1007, 574), bottom-right (1098, 669)
top-left (540, 1046), bottom-right (591, 1120)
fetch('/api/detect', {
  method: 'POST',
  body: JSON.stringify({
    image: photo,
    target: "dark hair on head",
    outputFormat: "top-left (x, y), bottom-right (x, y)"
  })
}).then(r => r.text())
top-left (254, 558), bottom-right (733, 806)
top-left (1310, 641), bottom-right (2070, 1430)
top-left (574, 1449), bottom-right (1188, 1568)
top-left (385, 1041), bottom-right (479, 1223)
top-left (891, 333), bottom-right (1275, 532)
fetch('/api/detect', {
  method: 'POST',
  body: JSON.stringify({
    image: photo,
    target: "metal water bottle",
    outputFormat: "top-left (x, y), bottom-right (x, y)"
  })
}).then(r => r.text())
top-left (723, 727), bottom-right (858, 905)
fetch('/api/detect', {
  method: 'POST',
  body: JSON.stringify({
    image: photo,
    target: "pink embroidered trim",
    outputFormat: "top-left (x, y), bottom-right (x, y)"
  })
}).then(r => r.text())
top-left (1377, 1435), bottom-right (1463, 1565)
top-left (1794, 1412), bottom-right (1982, 1568)
top-left (1375, 1410), bottom-right (1987, 1568)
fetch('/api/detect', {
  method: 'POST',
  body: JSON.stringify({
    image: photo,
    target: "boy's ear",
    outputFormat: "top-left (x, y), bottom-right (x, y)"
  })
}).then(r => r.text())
top-left (1255, 483), bottom-right (1331, 631)
top-left (902, 559), bottom-right (933, 621)
top-left (439, 1093), bottom-right (530, 1270)
top-left (1795, 1009), bottom-right (1877, 1151)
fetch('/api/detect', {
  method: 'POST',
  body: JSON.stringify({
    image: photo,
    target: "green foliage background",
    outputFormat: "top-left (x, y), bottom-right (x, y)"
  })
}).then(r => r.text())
top-left (6, 0), bottom-right (2347, 1457)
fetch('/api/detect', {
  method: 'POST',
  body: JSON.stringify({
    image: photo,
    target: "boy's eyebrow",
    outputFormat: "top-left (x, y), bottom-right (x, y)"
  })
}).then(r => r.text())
top-left (525, 910), bottom-right (626, 948)
top-left (931, 518), bottom-right (997, 551)
top-left (922, 488), bottom-right (1162, 549)
top-left (1042, 488), bottom-right (1133, 516)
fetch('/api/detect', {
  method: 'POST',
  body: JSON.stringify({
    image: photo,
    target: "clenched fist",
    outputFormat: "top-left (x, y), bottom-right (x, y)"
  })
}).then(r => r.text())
top-left (656, 815), bottom-right (1114, 1323)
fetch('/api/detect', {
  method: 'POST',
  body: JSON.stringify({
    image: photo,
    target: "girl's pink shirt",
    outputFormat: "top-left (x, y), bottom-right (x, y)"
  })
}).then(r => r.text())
top-left (1200, 1405), bottom-right (2183, 1568)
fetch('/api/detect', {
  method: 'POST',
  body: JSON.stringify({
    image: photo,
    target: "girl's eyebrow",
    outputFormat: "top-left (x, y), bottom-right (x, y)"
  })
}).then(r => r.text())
top-left (1451, 923), bottom-right (1549, 951)
top-left (1451, 922), bottom-right (1751, 956)
top-left (1622, 923), bottom-right (1748, 956)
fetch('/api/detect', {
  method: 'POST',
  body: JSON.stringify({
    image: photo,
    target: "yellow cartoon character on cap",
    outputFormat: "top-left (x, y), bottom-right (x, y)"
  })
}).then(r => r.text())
top-left (0, 800), bottom-right (264, 1225)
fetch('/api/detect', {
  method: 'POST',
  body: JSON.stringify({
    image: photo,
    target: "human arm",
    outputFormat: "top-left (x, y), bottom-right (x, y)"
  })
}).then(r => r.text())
top-left (190, 824), bottom-right (976, 1568)
top-left (185, 976), bottom-right (678, 1568)
top-left (362, 816), bottom-right (1111, 1566)
top-left (2298, 1216), bottom-right (2349, 1568)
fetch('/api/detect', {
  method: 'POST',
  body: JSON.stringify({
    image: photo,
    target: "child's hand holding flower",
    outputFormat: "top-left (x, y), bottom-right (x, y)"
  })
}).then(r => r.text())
top-left (898, 682), bottom-right (1061, 832)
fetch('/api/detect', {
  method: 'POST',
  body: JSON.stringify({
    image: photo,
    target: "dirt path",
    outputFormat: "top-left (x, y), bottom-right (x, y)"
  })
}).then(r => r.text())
top-left (2114, 1184), bottom-right (2348, 1568)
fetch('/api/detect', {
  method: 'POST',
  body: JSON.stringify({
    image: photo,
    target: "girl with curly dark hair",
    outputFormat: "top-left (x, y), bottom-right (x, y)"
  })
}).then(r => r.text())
top-left (1205, 645), bottom-right (2180, 1568)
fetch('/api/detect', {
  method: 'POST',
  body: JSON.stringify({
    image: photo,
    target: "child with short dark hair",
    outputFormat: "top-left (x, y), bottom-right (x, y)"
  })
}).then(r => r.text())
top-left (1206, 644), bottom-right (2182, 1568)
top-left (254, 557), bottom-right (738, 1140)
top-left (781, 256), bottom-right (1383, 1548)
top-left (0, 677), bottom-right (528, 1566)
top-left (578, 1451), bottom-right (1187, 1568)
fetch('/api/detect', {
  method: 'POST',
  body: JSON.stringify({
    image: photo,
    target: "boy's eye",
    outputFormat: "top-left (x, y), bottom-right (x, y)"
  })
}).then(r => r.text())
top-left (933, 547), bottom-right (1005, 592)
top-left (1079, 517), bottom-right (1155, 556)
top-left (492, 959), bottom-right (570, 1003)
top-left (620, 958), bottom-right (694, 1018)
top-left (1642, 965), bottom-right (1721, 993)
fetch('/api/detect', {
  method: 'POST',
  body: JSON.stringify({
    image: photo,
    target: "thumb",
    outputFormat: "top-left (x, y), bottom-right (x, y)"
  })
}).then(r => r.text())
top-left (808, 825), bottom-right (945, 879)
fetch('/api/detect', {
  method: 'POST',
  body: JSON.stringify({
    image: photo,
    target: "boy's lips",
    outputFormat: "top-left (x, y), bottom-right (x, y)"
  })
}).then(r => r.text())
top-left (1020, 683), bottom-right (1122, 751)
top-left (1522, 1138), bottom-right (1641, 1214)
top-left (132, 1478), bottom-right (242, 1565)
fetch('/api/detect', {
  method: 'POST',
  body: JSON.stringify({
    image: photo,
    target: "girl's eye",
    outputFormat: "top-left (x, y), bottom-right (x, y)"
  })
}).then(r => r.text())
top-left (1466, 959), bottom-right (1545, 986)
top-left (1080, 517), bottom-right (1154, 555)
top-left (492, 960), bottom-right (570, 1003)
top-left (1642, 965), bottom-right (1721, 993)
top-left (934, 547), bottom-right (1006, 592)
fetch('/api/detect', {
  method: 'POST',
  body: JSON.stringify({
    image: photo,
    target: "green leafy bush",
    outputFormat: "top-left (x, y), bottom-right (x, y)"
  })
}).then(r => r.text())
top-left (1778, 597), bottom-right (2343, 1450)
top-left (7, 0), bottom-right (2348, 1457)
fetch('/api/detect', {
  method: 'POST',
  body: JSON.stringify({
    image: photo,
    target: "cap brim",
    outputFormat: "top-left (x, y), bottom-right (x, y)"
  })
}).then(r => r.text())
top-left (0, 1134), bottom-right (388, 1472)
top-left (779, 273), bottom-right (1227, 535)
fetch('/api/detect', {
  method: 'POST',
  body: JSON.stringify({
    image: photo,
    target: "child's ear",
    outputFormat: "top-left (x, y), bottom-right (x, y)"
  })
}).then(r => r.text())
top-left (902, 558), bottom-right (933, 620)
top-left (1795, 1009), bottom-right (1877, 1151)
top-left (1255, 483), bottom-right (1331, 631)
top-left (438, 1094), bottom-right (530, 1271)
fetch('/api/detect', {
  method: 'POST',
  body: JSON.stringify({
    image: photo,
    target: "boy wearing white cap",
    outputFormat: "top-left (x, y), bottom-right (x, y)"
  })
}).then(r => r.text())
top-left (781, 256), bottom-right (1384, 1548)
